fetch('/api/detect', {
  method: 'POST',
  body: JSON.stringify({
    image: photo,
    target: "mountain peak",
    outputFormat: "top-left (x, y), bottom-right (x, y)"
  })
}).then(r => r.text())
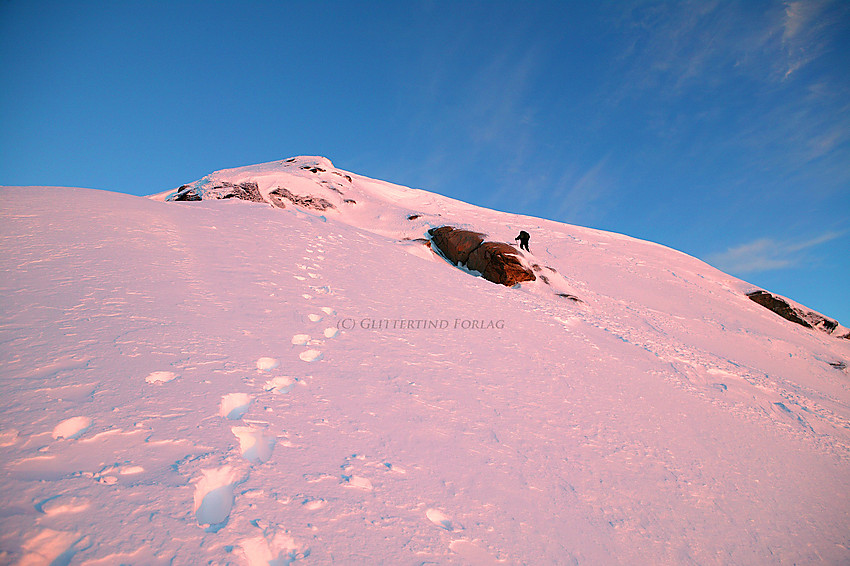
top-left (150, 157), bottom-right (848, 337)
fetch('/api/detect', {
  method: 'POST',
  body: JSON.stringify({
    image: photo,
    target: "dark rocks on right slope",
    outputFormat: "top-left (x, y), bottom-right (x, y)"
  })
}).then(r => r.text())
top-left (746, 290), bottom-right (843, 336)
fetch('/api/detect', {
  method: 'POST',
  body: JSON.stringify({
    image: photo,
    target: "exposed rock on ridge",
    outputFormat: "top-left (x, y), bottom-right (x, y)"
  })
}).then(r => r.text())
top-left (164, 157), bottom-right (347, 212)
top-left (467, 242), bottom-right (536, 287)
top-left (429, 226), bottom-right (485, 265)
top-left (170, 184), bottom-right (201, 201)
top-left (169, 181), bottom-right (264, 203)
top-left (428, 226), bottom-right (535, 287)
top-left (214, 181), bottom-right (264, 203)
top-left (746, 290), bottom-right (846, 338)
top-left (268, 187), bottom-right (335, 211)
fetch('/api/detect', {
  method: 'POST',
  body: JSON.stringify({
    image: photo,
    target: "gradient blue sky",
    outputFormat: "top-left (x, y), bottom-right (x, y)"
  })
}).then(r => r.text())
top-left (2, 1), bottom-right (848, 324)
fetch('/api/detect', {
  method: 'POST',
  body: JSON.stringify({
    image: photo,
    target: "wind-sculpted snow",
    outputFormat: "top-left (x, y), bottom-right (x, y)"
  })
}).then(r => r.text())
top-left (1, 177), bottom-right (849, 564)
top-left (51, 416), bottom-right (93, 440)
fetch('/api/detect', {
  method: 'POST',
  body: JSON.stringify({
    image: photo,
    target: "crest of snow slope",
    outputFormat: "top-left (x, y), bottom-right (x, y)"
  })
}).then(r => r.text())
top-left (1, 175), bottom-right (849, 565)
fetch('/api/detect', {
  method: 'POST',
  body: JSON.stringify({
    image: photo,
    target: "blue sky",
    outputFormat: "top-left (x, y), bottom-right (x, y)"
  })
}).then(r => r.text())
top-left (2, 1), bottom-right (848, 324)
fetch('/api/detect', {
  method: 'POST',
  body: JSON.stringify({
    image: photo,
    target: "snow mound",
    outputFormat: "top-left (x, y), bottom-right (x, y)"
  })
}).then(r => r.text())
top-left (145, 370), bottom-right (177, 384)
top-left (256, 357), bottom-right (280, 371)
top-left (52, 416), bottom-right (92, 440)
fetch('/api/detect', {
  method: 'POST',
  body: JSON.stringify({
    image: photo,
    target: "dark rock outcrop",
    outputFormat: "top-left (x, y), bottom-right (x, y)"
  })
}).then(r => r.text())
top-left (214, 181), bottom-right (264, 203)
top-left (169, 181), bottom-right (264, 203)
top-left (171, 184), bottom-right (201, 201)
top-left (467, 242), bottom-right (536, 286)
top-left (429, 226), bottom-right (485, 265)
top-left (428, 226), bottom-right (535, 287)
top-left (268, 187), bottom-right (335, 211)
top-left (746, 290), bottom-right (839, 334)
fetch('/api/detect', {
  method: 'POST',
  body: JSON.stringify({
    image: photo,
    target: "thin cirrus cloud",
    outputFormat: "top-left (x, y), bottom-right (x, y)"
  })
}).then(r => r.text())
top-left (551, 157), bottom-right (613, 224)
top-left (781, 0), bottom-right (843, 79)
top-left (707, 232), bottom-right (842, 274)
top-left (608, 1), bottom-right (844, 98)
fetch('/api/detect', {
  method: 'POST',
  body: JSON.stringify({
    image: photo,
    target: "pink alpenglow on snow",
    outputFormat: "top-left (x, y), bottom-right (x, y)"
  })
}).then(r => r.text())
top-left (145, 370), bottom-right (178, 384)
top-left (220, 393), bottom-right (253, 420)
top-left (51, 417), bottom-right (93, 440)
top-left (255, 357), bottom-right (280, 372)
top-left (1, 156), bottom-right (849, 564)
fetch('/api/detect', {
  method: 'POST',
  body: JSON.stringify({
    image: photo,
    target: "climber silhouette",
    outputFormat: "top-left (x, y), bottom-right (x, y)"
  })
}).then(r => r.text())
top-left (515, 230), bottom-right (530, 252)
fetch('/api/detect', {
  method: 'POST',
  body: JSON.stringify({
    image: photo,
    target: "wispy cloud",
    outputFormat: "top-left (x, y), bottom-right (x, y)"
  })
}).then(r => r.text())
top-left (551, 157), bottom-right (613, 224)
top-left (707, 232), bottom-right (842, 274)
top-left (781, 0), bottom-right (842, 79)
top-left (609, 1), bottom-right (768, 96)
top-left (603, 1), bottom-right (849, 188)
top-left (387, 7), bottom-right (547, 207)
top-left (609, 0), bottom-right (847, 94)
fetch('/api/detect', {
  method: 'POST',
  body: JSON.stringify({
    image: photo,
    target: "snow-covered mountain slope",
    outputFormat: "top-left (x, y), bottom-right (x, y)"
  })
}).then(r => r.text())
top-left (1, 159), bottom-right (849, 564)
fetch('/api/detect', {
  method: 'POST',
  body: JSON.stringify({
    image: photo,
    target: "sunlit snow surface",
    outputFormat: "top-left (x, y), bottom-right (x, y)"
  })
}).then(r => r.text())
top-left (2, 160), bottom-right (849, 564)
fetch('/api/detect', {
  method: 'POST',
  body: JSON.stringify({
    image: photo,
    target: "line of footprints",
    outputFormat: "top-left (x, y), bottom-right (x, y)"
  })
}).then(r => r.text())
top-left (291, 240), bottom-right (338, 362)
top-left (154, 240), bottom-right (465, 563)
top-left (190, 241), bottom-right (341, 561)
top-left (32, 240), bottom-right (470, 564)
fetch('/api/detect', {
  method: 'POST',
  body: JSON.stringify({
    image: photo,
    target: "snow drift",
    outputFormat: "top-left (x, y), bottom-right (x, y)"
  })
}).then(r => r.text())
top-left (1, 156), bottom-right (849, 564)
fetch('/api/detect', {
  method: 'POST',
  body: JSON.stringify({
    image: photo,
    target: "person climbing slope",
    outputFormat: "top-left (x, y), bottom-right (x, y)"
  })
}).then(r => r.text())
top-left (515, 230), bottom-right (531, 252)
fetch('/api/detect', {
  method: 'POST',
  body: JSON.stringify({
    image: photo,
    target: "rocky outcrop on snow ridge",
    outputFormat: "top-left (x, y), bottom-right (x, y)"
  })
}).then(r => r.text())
top-left (169, 181), bottom-right (264, 203)
top-left (268, 187), bottom-right (335, 211)
top-left (164, 157), bottom-right (352, 213)
top-left (170, 184), bottom-right (202, 201)
top-left (429, 227), bottom-right (486, 265)
top-left (746, 290), bottom-right (846, 338)
top-left (216, 181), bottom-right (265, 202)
top-left (467, 242), bottom-right (537, 287)
top-left (428, 226), bottom-right (535, 287)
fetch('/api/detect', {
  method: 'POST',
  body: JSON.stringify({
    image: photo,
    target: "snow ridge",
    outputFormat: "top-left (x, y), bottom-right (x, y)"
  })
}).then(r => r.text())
top-left (1, 163), bottom-right (848, 564)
